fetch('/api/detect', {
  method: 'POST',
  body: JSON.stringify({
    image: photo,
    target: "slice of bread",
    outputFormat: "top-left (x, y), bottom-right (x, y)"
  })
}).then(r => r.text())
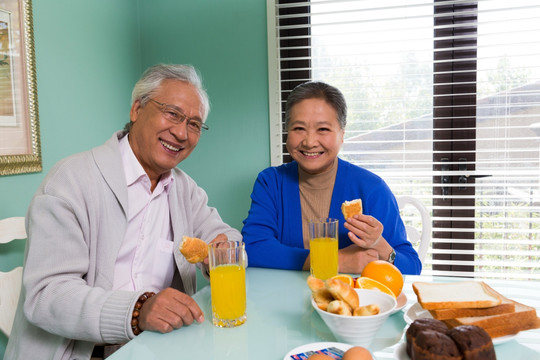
top-left (341, 199), bottom-right (363, 219)
top-left (179, 236), bottom-right (208, 263)
top-left (412, 281), bottom-right (503, 310)
top-left (475, 316), bottom-right (540, 339)
top-left (443, 300), bottom-right (540, 338)
top-left (429, 291), bottom-right (515, 320)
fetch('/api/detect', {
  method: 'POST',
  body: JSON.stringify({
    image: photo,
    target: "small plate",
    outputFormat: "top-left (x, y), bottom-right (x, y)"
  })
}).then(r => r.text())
top-left (393, 342), bottom-right (408, 360)
top-left (392, 292), bottom-right (408, 314)
top-left (403, 302), bottom-right (430, 324)
top-left (283, 342), bottom-right (352, 360)
top-left (403, 302), bottom-right (517, 345)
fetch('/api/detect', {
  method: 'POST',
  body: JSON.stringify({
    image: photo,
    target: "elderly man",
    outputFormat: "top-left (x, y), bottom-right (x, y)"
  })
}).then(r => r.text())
top-left (6, 64), bottom-right (241, 359)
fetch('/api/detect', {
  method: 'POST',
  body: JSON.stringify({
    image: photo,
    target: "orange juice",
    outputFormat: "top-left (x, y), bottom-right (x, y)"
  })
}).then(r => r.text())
top-left (210, 264), bottom-right (246, 326)
top-left (310, 236), bottom-right (338, 280)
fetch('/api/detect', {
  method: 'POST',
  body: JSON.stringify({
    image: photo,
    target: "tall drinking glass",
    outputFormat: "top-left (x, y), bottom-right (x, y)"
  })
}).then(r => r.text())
top-left (208, 240), bottom-right (247, 327)
top-left (309, 218), bottom-right (339, 280)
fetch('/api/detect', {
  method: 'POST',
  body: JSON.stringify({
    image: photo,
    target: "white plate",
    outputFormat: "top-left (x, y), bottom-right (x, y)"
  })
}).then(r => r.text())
top-left (393, 342), bottom-right (408, 360)
top-left (403, 302), bottom-right (431, 324)
top-left (283, 342), bottom-right (352, 360)
top-left (490, 334), bottom-right (517, 345)
top-left (403, 302), bottom-right (516, 345)
top-left (392, 292), bottom-right (408, 314)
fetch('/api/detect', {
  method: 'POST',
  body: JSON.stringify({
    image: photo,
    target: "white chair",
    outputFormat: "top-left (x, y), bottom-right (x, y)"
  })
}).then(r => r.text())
top-left (396, 196), bottom-right (431, 265)
top-left (0, 217), bottom-right (26, 337)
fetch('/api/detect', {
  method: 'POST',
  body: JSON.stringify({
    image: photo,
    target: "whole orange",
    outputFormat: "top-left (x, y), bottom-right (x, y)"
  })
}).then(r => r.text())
top-left (361, 260), bottom-right (404, 297)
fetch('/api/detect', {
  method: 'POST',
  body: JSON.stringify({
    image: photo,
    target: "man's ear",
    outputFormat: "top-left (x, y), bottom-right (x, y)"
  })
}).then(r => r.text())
top-left (130, 99), bottom-right (142, 123)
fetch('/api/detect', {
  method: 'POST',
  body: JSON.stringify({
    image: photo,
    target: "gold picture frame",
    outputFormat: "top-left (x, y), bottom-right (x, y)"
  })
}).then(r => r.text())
top-left (0, 0), bottom-right (40, 176)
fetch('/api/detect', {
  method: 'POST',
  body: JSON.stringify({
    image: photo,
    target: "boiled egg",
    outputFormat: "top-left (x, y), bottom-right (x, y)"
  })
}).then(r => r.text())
top-left (306, 354), bottom-right (334, 360)
top-left (342, 346), bottom-right (373, 360)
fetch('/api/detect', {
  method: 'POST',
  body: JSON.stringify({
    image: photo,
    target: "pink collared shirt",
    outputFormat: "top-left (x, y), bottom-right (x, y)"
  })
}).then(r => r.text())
top-left (113, 135), bottom-right (176, 292)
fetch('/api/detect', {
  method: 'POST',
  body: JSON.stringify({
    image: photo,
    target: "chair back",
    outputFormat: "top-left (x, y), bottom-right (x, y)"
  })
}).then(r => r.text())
top-left (0, 216), bottom-right (26, 337)
top-left (396, 196), bottom-right (431, 265)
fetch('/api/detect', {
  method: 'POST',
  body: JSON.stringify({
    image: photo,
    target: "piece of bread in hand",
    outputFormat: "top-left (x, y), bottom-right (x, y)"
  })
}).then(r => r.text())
top-left (341, 199), bottom-right (363, 219)
top-left (326, 278), bottom-right (360, 310)
top-left (412, 281), bottom-right (503, 310)
top-left (179, 236), bottom-right (208, 263)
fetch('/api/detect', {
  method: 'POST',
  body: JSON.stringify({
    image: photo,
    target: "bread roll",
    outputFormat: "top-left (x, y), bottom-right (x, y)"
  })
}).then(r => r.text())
top-left (341, 199), bottom-right (363, 219)
top-left (312, 288), bottom-right (334, 311)
top-left (307, 275), bottom-right (325, 292)
top-left (180, 236), bottom-right (208, 263)
top-left (327, 300), bottom-right (352, 316)
top-left (353, 304), bottom-right (380, 316)
top-left (326, 278), bottom-right (360, 310)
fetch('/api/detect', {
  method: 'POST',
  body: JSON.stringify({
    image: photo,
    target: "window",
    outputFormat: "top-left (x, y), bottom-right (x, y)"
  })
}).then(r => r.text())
top-left (267, 0), bottom-right (540, 279)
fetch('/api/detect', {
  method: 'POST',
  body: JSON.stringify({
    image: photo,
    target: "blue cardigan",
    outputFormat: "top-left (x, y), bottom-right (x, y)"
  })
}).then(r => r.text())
top-left (242, 158), bottom-right (421, 275)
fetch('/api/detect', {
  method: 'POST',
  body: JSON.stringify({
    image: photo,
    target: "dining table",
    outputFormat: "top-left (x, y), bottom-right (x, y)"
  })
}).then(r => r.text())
top-left (109, 267), bottom-right (540, 360)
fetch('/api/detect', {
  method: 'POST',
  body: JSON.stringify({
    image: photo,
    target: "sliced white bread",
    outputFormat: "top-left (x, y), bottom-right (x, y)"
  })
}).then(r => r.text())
top-left (412, 281), bottom-right (503, 310)
top-left (429, 289), bottom-right (515, 320)
top-left (443, 300), bottom-right (540, 338)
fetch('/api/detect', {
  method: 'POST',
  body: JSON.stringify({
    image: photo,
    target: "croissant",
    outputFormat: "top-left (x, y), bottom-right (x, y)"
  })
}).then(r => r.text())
top-left (327, 300), bottom-right (352, 316)
top-left (307, 275), bottom-right (325, 292)
top-left (326, 278), bottom-right (360, 310)
top-left (353, 304), bottom-right (380, 316)
top-left (312, 288), bottom-right (335, 311)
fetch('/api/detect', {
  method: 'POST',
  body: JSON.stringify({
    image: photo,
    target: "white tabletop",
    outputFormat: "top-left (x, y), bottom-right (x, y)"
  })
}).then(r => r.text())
top-left (109, 268), bottom-right (540, 360)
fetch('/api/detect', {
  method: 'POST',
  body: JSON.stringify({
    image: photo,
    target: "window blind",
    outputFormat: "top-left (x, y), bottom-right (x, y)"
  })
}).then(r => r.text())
top-left (267, 0), bottom-right (540, 279)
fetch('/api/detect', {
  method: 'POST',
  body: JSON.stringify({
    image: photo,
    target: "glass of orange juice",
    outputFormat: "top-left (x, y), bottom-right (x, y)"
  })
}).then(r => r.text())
top-left (208, 240), bottom-right (247, 327)
top-left (309, 218), bottom-right (339, 280)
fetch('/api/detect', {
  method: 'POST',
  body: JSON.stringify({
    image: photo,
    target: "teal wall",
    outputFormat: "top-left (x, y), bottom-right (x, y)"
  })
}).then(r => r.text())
top-left (137, 0), bottom-right (269, 230)
top-left (0, 0), bottom-right (269, 356)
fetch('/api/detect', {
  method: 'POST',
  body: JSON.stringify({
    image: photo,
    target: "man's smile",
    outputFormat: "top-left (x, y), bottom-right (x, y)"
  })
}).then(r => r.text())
top-left (160, 139), bottom-right (181, 152)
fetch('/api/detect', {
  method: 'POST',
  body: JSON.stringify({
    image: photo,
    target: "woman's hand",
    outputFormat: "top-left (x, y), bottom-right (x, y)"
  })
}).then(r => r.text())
top-left (338, 244), bottom-right (379, 274)
top-left (343, 214), bottom-right (384, 249)
top-left (343, 214), bottom-right (395, 263)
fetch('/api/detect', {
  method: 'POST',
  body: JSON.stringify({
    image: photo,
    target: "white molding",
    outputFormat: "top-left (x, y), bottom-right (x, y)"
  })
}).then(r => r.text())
top-left (267, 0), bottom-right (283, 167)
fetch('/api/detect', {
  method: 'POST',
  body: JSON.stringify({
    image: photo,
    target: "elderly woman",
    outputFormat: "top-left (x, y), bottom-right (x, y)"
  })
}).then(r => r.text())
top-left (242, 81), bottom-right (421, 275)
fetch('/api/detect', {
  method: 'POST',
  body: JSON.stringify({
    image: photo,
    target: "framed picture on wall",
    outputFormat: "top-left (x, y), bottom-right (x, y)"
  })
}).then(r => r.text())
top-left (0, 0), bottom-right (40, 176)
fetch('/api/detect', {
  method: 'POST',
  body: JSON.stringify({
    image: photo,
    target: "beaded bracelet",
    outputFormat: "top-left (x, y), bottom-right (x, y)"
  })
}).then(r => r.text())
top-left (131, 291), bottom-right (155, 335)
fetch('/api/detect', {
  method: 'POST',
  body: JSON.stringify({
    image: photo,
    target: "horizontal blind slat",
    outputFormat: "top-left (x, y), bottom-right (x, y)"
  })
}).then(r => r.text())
top-left (270, 0), bottom-right (540, 279)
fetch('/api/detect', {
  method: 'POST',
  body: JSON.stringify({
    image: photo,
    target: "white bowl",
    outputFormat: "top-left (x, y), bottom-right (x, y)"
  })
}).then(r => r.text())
top-left (312, 288), bottom-right (397, 347)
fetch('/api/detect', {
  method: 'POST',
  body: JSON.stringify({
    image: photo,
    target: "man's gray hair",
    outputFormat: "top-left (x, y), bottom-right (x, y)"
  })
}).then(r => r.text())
top-left (124, 64), bottom-right (210, 132)
top-left (284, 81), bottom-right (347, 130)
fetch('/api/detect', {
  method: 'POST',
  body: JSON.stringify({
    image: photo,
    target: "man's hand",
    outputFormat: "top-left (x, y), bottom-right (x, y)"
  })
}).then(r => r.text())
top-left (202, 233), bottom-right (228, 265)
top-left (138, 288), bottom-right (204, 333)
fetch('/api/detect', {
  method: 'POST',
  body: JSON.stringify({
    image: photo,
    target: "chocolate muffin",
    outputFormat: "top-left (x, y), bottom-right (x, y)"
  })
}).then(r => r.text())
top-left (412, 330), bottom-right (462, 360)
top-left (447, 325), bottom-right (496, 360)
top-left (406, 318), bottom-right (449, 357)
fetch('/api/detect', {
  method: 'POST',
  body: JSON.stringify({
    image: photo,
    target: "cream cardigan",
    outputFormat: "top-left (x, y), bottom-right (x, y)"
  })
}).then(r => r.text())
top-left (5, 131), bottom-right (241, 359)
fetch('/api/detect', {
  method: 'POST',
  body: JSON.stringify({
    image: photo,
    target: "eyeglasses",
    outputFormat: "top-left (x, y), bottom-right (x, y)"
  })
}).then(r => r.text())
top-left (146, 97), bottom-right (209, 134)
